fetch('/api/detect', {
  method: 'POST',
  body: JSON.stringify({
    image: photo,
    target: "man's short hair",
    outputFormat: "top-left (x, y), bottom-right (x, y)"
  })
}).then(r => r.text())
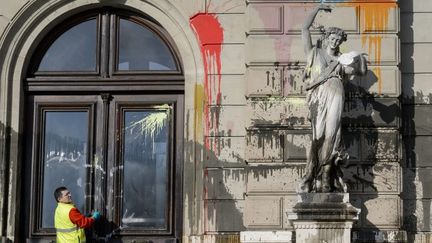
top-left (54, 186), bottom-right (68, 202)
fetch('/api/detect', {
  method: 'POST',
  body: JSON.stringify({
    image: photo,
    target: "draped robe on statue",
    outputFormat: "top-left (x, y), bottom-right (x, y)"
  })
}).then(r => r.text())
top-left (301, 47), bottom-right (348, 192)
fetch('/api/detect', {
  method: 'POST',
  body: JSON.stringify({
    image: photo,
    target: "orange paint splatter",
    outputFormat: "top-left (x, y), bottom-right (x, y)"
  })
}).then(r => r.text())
top-left (362, 3), bottom-right (395, 31)
top-left (339, 2), bottom-right (397, 94)
top-left (373, 67), bottom-right (382, 94)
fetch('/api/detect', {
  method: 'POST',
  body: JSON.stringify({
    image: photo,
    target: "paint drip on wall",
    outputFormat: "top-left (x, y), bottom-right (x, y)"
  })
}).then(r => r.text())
top-left (252, 1), bottom-right (397, 95)
top-left (190, 13), bottom-right (224, 150)
top-left (339, 1), bottom-right (397, 94)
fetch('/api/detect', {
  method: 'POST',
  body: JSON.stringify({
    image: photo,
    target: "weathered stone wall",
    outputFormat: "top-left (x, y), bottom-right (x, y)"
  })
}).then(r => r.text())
top-left (0, 0), bottom-right (429, 242)
top-left (400, 0), bottom-right (432, 242)
top-left (196, 0), bottom-right (248, 240)
top-left (242, 1), bottom-right (402, 242)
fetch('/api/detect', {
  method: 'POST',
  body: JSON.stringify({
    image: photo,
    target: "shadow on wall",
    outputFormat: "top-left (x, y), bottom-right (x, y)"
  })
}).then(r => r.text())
top-left (344, 69), bottom-right (400, 242)
top-left (0, 121), bottom-right (17, 242)
top-left (201, 137), bottom-right (246, 239)
top-left (400, 0), bottom-right (419, 242)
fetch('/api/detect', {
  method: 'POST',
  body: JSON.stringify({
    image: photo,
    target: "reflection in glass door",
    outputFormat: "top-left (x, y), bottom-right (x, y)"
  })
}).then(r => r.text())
top-left (41, 111), bottom-right (89, 228)
top-left (121, 108), bottom-right (170, 229)
top-left (107, 95), bottom-right (182, 239)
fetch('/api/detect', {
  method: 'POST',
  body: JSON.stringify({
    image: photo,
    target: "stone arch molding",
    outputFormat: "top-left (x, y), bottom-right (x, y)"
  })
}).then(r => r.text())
top-left (0, 0), bottom-right (203, 240)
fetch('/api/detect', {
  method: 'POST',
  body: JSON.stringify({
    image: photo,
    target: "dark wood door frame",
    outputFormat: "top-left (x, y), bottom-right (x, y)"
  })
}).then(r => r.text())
top-left (22, 93), bottom-right (184, 242)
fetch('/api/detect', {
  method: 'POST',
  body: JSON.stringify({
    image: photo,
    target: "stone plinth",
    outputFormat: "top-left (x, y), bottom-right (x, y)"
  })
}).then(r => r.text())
top-left (287, 193), bottom-right (360, 243)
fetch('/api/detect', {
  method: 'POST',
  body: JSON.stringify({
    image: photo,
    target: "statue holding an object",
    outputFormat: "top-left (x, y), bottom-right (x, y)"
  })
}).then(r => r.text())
top-left (298, 5), bottom-right (368, 193)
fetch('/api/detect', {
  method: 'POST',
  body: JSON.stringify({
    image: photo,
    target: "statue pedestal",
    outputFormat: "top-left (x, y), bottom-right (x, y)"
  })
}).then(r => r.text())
top-left (287, 193), bottom-right (360, 243)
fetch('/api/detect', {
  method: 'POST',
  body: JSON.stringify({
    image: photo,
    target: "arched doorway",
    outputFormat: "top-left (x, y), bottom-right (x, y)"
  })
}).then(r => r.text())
top-left (21, 8), bottom-right (184, 242)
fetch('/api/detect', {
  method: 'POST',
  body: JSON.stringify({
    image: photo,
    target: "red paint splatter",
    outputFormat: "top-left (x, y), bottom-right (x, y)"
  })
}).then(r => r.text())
top-left (190, 13), bottom-right (224, 149)
top-left (252, 4), bottom-right (313, 95)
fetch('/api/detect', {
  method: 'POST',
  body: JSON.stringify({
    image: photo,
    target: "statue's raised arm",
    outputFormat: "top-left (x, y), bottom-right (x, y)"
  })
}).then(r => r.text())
top-left (302, 5), bottom-right (332, 55)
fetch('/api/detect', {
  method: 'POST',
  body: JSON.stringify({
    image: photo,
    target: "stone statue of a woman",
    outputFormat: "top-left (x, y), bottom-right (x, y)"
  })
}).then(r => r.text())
top-left (299, 5), bottom-right (368, 193)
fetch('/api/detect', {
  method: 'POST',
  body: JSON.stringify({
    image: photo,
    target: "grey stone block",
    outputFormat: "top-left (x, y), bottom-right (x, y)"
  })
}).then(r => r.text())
top-left (284, 132), bottom-right (311, 161)
top-left (411, 106), bottom-right (432, 135)
top-left (205, 168), bottom-right (246, 200)
top-left (207, 0), bottom-right (246, 13)
top-left (345, 163), bottom-right (400, 193)
top-left (206, 105), bottom-right (246, 136)
top-left (347, 67), bottom-right (400, 97)
top-left (402, 74), bottom-right (432, 105)
top-left (403, 168), bottom-right (432, 199)
top-left (246, 130), bottom-right (283, 162)
top-left (403, 199), bottom-right (432, 232)
top-left (248, 4), bottom-right (284, 35)
top-left (400, 0), bottom-right (432, 12)
top-left (405, 136), bottom-right (432, 167)
top-left (342, 98), bottom-right (400, 127)
top-left (363, 195), bottom-right (401, 228)
top-left (247, 98), bottom-right (310, 128)
top-left (342, 130), bottom-right (361, 161)
top-left (247, 165), bottom-right (304, 193)
top-left (246, 66), bottom-right (283, 97)
top-left (204, 137), bottom-right (246, 166)
top-left (244, 195), bottom-right (283, 228)
top-left (401, 43), bottom-right (432, 73)
top-left (206, 200), bottom-right (246, 232)
top-left (362, 131), bottom-right (399, 161)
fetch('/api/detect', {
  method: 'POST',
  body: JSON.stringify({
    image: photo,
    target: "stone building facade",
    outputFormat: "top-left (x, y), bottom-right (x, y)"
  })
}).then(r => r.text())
top-left (0, 0), bottom-right (428, 242)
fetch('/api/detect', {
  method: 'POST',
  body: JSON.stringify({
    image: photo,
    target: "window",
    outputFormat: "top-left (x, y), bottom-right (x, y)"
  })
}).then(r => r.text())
top-left (23, 9), bottom-right (183, 242)
top-left (121, 108), bottom-right (171, 228)
top-left (117, 18), bottom-right (177, 71)
top-left (38, 19), bottom-right (98, 72)
top-left (40, 110), bottom-right (90, 228)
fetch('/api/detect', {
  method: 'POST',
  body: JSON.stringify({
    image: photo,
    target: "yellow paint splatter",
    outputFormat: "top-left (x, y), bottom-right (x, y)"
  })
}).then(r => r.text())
top-left (339, 2), bottom-right (397, 94)
top-left (194, 84), bottom-right (205, 141)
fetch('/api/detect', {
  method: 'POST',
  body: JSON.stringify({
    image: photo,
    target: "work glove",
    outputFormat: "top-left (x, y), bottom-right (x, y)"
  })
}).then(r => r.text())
top-left (92, 211), bottom-right (101, 221)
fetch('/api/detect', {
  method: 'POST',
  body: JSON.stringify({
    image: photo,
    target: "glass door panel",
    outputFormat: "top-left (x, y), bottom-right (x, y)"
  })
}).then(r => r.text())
top-left (121, 107), bottom-right (171, 230)
top-left (41, 110), bottom-right (89, 228)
